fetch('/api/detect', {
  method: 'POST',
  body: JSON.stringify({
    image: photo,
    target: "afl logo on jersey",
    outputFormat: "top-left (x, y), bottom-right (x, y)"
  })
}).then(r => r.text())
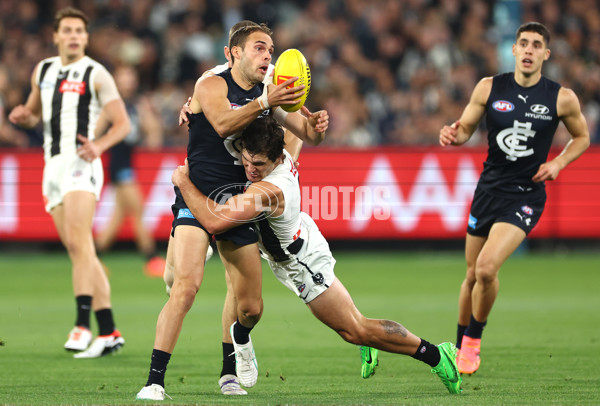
top-left (530, 104), bottom-right (549, 114)
top-left (492, 100), bottom-right (514, 112)
top-left (521, 205), bottom-right (534, 215)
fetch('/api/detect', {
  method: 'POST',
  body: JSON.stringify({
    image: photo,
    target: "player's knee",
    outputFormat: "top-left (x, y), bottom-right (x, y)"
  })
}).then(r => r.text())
top-left (337, 328), bottom-right (363, 345)
top-left (237, 300), bottom-right (262, 323)
top-left (170, 284), bottom-right (198, 311)
top-left (475, 257), bottom-right (498, 284)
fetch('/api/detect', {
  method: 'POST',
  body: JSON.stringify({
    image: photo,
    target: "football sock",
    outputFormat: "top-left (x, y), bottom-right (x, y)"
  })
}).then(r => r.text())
top-left (456, 324), bottom-right (467, 348)
top-left (147, 349), bottom-right (171, 387)
top-left (232, 319), bottom-right (253, 345)
top-left (95, 308), bottom-right (115, 336)
top-left (75, 295), bottom-right (92, 329)
top-left (221, 342), bottom-right (236, 376)
top-left (464, 315), bottom-right (487, 339)
top-left (411, 339), bottom-right (441, 368)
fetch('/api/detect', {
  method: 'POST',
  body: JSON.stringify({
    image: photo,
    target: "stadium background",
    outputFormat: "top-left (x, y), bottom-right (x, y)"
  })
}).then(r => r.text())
top-left (1, 0), bottom-right (599, 246)
top-left (1, 2), bottom-right (600, 405)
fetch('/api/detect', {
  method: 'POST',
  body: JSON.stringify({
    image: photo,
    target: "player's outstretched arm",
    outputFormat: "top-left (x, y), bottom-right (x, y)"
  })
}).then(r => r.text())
top-left (278, 106), bottom-right (328, 146)
top-left (172, 160), bottom-right (280, 234)
top-left (532, 87), bottom-right (590, 182)
top-left (439, 77), bottom-right (491, 147)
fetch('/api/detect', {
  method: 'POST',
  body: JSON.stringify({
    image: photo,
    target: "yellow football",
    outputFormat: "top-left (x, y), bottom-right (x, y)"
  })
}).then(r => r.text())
top-left (273, 48), bottom-right (311, 113)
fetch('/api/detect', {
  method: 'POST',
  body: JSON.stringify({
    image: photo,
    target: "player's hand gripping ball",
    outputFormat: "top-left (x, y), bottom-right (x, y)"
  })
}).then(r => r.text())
top-left (273, 49), bottom-right (311, 112)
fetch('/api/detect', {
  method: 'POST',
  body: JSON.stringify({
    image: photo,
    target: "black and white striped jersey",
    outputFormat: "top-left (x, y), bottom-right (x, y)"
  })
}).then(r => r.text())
top-left (36, 55), bottom-right (120, 160)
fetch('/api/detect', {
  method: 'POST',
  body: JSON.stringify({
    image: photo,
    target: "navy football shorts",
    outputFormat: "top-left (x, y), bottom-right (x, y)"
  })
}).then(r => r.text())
top-left (171, 188), bottom-right (258, 247)
top-left (467, 187), bottom-right (546, 237)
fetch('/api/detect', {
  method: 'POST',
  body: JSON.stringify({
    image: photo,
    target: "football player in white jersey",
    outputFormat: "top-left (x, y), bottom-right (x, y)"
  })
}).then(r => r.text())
top-left (8, 7), bottom-right (130, 358)
top-left (171, 116), bottom-right (462, 395)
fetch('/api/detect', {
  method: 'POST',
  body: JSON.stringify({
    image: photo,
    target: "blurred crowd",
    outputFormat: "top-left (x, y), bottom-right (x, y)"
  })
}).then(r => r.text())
top-left (1, 0), bottom-right (600, 149)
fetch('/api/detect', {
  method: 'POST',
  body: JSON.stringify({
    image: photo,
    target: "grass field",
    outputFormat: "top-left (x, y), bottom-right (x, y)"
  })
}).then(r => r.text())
top-left (0, 248), bottom-right (599, 405)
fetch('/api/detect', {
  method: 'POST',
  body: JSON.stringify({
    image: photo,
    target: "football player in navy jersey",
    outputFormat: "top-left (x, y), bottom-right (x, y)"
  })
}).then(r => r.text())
top-left (439, 22), bottom-right (589, 375)
top-left (176, 20), bottom-right (338, 395)
top-left (137, 23), bottom-right (328, 401)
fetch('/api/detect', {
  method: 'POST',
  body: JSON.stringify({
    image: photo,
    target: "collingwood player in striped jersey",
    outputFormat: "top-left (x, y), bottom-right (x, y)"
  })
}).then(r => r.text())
top-left (439, 22), bottom-right (590, 375)
top-left (171, 116), bottom-right (462, 395)
top-left (9, 7), bottom-right (130, 358)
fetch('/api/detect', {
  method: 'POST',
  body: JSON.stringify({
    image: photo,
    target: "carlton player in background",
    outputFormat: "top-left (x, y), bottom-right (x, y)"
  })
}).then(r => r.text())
top-left (439, 22), bottom-right (589, 375)
top-left (9, 7), bottom-right (130, 358)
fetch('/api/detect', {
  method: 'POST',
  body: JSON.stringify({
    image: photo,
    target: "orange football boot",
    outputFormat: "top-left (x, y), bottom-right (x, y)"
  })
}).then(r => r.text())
top-left (457, 336), bottom-right (481, 374)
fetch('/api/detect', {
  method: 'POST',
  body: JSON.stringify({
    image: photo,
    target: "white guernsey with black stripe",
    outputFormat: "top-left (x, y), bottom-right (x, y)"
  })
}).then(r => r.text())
top-left (36, 55), bottom-right (119, 160)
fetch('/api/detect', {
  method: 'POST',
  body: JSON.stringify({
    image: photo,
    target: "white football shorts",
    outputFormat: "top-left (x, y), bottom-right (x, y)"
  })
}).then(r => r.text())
top-left (42, 153), bottom-right (104, 212)
top-left (266, 212), bottom-right (336, 304)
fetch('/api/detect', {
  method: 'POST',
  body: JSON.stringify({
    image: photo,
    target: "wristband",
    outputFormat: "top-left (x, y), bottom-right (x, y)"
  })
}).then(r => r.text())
top-left (257, 94), bottom-right (270, 110)
top-left (273, 106), bottom-right (289, 124)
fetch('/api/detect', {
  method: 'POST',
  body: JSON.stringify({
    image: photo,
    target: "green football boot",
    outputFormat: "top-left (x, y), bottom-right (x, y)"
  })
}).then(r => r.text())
top-left (360, 346), bottom-right (379, 379)
top-left (431, 342), bottom-right (462, 394)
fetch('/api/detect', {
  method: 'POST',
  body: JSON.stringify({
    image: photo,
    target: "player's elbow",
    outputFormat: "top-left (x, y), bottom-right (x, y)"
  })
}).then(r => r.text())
top-left (212, 122), bottom-right (234, 138)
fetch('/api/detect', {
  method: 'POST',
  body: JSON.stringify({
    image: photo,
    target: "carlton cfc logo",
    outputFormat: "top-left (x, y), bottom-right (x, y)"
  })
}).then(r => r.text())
top-left (492, 100), bottom-right (514, 112)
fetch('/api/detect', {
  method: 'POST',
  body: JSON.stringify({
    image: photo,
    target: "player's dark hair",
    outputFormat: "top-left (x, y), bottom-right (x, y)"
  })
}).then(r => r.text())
top-left (229, 23), bottom-right (272, 64)
top-left (228, 20), bottom-right (259, 40)
top-left (241, 116), bottom-right (285, 163)
top-left (54, 6), bottom-right (89, 32)
top-left (516, 22), bottom-right (550, 46)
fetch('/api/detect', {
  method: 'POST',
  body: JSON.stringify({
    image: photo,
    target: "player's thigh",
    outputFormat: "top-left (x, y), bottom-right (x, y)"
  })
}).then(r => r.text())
top-left (172, 225), bottom-right (211, 286)
top-left (308, 278), bottom-right (362, 331)
top-left (478, 222), bottom-right (526, 273)
top-left (60, 191), bottom-right (97, 244)
top-left (217, 240), bottom-right (262, 302)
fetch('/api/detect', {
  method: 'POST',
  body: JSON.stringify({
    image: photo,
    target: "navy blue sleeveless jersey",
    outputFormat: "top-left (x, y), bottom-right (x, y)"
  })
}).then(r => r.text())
top-left (185, 68), bottom-right (267, 197)
top-left (479, 73), bottom-right (561, 198)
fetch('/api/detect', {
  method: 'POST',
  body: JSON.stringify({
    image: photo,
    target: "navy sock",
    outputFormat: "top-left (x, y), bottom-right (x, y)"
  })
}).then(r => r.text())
top-left (147, 349), bottom-right (171, 388)
top-left (232, 319), bottom-right (253, 345)
top-left (221, 342), bottom-right (236, 376)
top-left (95, 308), bottom-right (115, 336)
top-left (465, 315), bottom-right (487, 339)
top-left (75, 295), bottom-right (92, 329)
top-left (411, 339), bottom-right (441, 368)
top-left (456, 324), bottom-right (467, 349)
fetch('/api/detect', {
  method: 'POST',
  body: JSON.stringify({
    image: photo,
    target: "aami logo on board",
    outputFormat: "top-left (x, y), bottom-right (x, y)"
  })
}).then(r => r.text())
top-left (492, 100), bottom-right (514, 112)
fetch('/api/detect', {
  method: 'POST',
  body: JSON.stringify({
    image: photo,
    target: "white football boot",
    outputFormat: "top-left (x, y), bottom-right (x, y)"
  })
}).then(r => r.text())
top-left (73, 330), bottom-right (124, 358)
top-left (64, 326), bottom-right (92, 352)
top-left (230, 322), bottom-right (258, 388)
top-left (218, 374), bottom-right (248, 395)
top-left (136, 384), bottom-right (171, 400)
